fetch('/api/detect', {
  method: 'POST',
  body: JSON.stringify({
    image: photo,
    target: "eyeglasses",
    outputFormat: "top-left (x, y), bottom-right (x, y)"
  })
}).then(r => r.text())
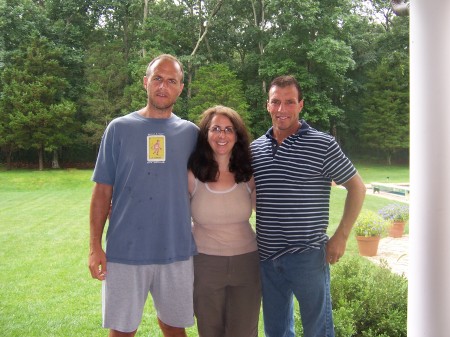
top-left (208, 126), bottom-right (235, 135)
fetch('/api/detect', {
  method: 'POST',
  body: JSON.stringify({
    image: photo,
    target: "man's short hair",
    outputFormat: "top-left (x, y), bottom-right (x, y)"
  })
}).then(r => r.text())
top-left (268, 75), bottom-right (303, 101)
top-left (146, 54), bottom-right (184, 82)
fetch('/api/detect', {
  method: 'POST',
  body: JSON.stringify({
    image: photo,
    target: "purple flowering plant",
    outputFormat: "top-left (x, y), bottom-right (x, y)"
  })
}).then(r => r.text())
top-left (378, 203), bottom-right (409, 222)
top-left (354, 210), bottom-right (388, 237)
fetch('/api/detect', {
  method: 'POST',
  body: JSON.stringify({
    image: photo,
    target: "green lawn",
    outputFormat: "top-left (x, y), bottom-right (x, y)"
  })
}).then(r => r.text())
top-left (0, 166), bottom-right (409, 336)
top-left (354, 162), bottom-right (409, 184)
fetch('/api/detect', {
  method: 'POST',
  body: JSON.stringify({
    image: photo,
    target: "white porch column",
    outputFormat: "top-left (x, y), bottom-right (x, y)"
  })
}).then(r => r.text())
top-left (409, 1), bottom-right (450, 336)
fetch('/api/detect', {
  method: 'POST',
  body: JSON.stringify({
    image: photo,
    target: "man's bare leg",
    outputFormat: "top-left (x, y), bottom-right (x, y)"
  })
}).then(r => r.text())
top-left (108, 329), bottom-right (137, 337)
top-left (157, 318), bottom-right (188, 337)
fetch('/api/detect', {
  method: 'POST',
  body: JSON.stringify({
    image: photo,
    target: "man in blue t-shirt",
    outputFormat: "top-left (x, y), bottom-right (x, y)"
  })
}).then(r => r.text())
top-left (88, 54), bottom-right (198, 337)
top-left (251, 75), bottom-right (366, 337)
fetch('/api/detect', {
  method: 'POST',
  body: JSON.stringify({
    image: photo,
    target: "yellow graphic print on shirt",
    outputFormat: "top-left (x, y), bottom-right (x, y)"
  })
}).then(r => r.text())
top-left (147, 135), bottom-right (166, 163)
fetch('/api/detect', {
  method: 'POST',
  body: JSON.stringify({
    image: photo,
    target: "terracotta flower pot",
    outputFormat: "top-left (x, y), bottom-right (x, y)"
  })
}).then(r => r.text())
top-left (388, 221), bottom-right (405, 238)
top-left (356, 236), bottom-right (381, 257)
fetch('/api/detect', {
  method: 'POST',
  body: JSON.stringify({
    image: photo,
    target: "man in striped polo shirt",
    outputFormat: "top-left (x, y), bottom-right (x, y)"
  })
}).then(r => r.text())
top-left (251, 75), bottom-right (366, 337)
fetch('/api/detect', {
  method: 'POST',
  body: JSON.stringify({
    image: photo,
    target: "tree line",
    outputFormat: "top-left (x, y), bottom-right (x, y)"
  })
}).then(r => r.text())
top-left (0, 0), bottom-right (409, 170)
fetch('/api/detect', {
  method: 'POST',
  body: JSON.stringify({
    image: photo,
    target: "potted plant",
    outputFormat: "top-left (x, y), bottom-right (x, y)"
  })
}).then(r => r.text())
top-left (354, 210), bottom-right (388, 256)
top-left (378, 203), bottom-right (409, 238)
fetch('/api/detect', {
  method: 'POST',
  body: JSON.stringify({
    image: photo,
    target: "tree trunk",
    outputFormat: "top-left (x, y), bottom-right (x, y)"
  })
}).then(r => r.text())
top-left (52, 149), bottom-right (60, 169)
top-left (190, 0), bottom-right (223, 56)
top-left (142, 0), bottom-right (149, 57)
top-left (187, 0), bottom-right (224, 98)
top-left (187, 63), bottom-right (192, 99)
top-left (251, 0), bottom-right (266, 94)
top-left (5, 144), bottom-right (13, 170)
top-left (38, 145), bottom-right (44, 171)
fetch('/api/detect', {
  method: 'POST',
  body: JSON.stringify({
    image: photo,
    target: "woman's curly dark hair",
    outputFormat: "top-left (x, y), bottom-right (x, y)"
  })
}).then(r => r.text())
top-left (188, 105), bottom-right (253, 183)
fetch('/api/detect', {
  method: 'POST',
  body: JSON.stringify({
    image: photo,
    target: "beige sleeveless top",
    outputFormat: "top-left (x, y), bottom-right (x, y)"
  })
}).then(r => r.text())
top-left (190, 179), bottom-right (258, 256)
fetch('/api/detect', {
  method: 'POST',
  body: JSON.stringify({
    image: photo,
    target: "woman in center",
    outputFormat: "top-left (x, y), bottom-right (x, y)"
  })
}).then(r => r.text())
top-left (188, 105), bottom-right (261, 337)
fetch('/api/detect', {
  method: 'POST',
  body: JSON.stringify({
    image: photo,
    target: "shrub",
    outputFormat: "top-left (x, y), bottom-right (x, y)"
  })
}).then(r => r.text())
top-left (330, 255), bottom-right (407, 337)
top-left (378, 203), bottom-right (409, 221)
top-left (354, 210), bottom-right (388, 237)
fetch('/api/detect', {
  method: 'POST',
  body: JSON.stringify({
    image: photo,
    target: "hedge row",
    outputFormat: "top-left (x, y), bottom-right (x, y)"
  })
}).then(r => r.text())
top-left (292, 255), bottom-right (407, 336)
top-left (330, 255), bottom-right (408, 337)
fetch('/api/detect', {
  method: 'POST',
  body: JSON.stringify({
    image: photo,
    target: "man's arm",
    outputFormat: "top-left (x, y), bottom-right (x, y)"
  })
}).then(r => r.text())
top-left (88, 182), bottom-right (113, 280)
top-left (326, 173), bottom-right (366, 264)
top-left (248, 176), bottom-right (256, 211)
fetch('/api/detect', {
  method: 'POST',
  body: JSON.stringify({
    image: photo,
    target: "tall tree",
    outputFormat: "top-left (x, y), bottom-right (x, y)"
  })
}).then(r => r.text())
top-left (81, 37), bottom-right (130, 148)
top-left (0, 0), bottom-right (410, 166)
top-left (1, 0), bottom-right (47, 168)
top-left (257, 0), bottom-right (357, 133)
top-left (44, 0), bottom-right (98, 99)
top-left (1, 35), bottom-right (77, 170)
top-left (341, 1), bottom-right (409, 161)
top-left (188, 63), bottom-right (250, 125)
top-left (359, 12), bottom-right (409, 164)
top-left (337, 9), bottom-right (382, 153)
top-left (185, 0), bottom-right (224, 100)
top-left (360, 52), bottom-right (409, 164)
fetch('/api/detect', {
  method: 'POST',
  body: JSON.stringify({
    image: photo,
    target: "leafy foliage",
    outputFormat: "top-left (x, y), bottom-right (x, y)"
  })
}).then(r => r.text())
top-left (354, 210), bottom-right (388, 237)
top-left (331, 255), bottom-right (407, 337)
top-left (360, 51), bottom-right (409, 164)
top-left (378, 203), bottom-right (409, 221)
top-left (80, 38), bottom-right (131, 147)
top-left (188, 63), bottom-right (250, 125)
top-left (0, 0), bottom-right (409, 167)
top-left (0, 35), bottom-right (77, 169)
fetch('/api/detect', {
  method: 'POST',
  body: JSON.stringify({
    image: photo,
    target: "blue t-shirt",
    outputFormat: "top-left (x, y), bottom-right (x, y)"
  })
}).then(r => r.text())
top-left (92, 111), bottom-right (199, 265)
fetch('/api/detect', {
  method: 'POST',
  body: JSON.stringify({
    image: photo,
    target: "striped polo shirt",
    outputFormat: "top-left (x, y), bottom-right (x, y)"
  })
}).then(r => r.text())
top-left (250, 120), bottom-right (357, 261)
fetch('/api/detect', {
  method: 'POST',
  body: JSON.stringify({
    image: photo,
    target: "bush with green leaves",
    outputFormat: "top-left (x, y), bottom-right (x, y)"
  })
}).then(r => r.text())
top-left (378, 203), bottom-right (409, 222)
top-left (330, 255), bottom-right (407, 337)
top-left (354, 210), bottom-right (388, 237)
